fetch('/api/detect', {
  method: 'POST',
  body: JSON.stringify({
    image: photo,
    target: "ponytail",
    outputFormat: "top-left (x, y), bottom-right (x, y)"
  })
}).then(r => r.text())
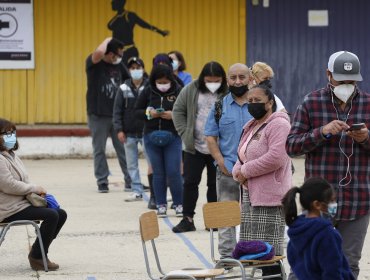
top-left (282, 187), bottom-right (300, 226)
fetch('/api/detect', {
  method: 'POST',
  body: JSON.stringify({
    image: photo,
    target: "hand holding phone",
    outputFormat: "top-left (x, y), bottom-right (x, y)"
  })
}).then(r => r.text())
top-left (156, 108), bottom-right (165, 113)
top-left (347, 123), bottom-right (365, 131)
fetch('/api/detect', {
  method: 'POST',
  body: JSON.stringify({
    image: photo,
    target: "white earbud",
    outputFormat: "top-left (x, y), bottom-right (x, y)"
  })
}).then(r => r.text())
top-left (331, 93), bottom-right (354, 187)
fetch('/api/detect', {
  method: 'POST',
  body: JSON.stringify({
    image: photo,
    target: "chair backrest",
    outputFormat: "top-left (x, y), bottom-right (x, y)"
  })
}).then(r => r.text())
top-left (139, 211), bottom-right (159, 242)
top-left (202, 201), bottom-right (241, 229)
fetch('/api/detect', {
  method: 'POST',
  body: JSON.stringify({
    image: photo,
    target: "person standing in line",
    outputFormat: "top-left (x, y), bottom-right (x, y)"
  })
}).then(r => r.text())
top-left (153, 53), bottom-right (185, 88)
top-left (0, 118), bottom-right (67, 271)
top-left (113, 57), bottom-right (149, 202)
top-left (135, 64), bottom-right (183, 217)
top-left (168, 50), bottom-right (192, 86)
top-left (250, 61), bottom-right (287, 112)
top-left (286, 51), bottom-right (370, 279)
top-left (204, 63), bottom-right (253, 258)
top-left (172, 61), bottom-right (228, 233)
top-left (232, 85), bottom-right (291, 279)
top-left (86, 37), bottom-right (132, 193)
top-left (282, 177), bottom-right (355, 280)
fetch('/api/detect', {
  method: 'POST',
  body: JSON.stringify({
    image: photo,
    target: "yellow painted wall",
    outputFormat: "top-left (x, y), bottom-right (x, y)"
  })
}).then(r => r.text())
top-left (0, 0), bottom-right (246, 124)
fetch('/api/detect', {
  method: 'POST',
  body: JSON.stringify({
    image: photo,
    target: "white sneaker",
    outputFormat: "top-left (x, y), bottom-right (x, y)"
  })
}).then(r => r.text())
top-left (157, 206), bottom-right (167, 218)
top-left (124, 193), bottom-right (143, 202)
top-left (175, 205), bottom-right (183, 217)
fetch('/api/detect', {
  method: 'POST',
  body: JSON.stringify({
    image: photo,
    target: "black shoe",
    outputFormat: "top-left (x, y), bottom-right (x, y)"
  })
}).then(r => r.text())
top-left (124, 185), bottom-right (131, 192)
top-left (98, 183), bottom-right (109, 193)
top-left (143, 185), bottom-right (150, 192)
top-left (172, 217), bottom-right (196, 233)
top-left (148, 196), bottom-right (157, 209)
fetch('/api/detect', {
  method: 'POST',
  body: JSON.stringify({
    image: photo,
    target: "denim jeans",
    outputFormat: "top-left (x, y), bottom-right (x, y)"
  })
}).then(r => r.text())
top-left (182, 150), bottom-right (216, 217)
top-left (124, 136), bottom-right (144, 195)
top-left (88, 114), bottom-right (131, 187)
top-left (143, 133), bottom-right (183, 207)
top-left (216, 168), bottom-right (240, 258)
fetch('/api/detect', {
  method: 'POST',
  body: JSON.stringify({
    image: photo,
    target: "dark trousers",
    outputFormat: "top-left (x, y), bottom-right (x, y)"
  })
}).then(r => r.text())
top-left (182, 150), bottom-right (217, 218)
top-left (3, 206), bottom-right (67, 259)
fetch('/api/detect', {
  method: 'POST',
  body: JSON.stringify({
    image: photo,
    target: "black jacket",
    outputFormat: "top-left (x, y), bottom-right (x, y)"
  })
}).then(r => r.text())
top-left (134, 82), bottom-right (181, 135)
top-left (113, 78), bottom-right (149, 136)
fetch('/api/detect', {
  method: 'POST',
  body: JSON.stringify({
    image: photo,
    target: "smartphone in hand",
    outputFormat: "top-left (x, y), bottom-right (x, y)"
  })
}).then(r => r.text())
top-left (347, 123), bottom-right (365, 131)
top-left (156, 108), bottom-right (165, 113)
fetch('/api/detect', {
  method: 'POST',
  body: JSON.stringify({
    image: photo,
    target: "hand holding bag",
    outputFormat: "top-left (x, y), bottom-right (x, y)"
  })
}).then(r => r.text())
top-left (26, 193), bottom-right (47, 207)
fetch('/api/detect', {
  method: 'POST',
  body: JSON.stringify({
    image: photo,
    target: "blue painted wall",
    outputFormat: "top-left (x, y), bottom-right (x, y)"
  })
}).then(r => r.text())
top-left (247, 0), bottom-right (370, 113)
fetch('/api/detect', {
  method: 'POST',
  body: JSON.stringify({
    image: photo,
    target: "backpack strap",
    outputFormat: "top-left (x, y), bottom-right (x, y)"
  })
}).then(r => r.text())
top-left (214, 98), bottom-right (224, 125)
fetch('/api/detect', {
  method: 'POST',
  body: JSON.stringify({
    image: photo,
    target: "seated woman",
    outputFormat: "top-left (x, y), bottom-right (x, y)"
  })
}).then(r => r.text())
top-left (0, 118), bottom-right (67, 271)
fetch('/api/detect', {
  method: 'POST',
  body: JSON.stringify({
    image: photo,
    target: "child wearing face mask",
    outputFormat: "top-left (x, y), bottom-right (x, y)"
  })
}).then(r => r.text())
top-left (134, 64), bottom-right (183, 218)
top-left (282, 177), bottom-right (355, 280)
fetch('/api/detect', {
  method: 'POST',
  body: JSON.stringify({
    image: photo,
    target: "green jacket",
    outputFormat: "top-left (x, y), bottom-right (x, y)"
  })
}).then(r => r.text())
top-left (172, 79), bottom-right (226, 154)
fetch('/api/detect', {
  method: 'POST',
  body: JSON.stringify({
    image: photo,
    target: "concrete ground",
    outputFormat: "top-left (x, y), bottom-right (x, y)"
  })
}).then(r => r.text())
top-left (1, 157), bottom-right (370, 280)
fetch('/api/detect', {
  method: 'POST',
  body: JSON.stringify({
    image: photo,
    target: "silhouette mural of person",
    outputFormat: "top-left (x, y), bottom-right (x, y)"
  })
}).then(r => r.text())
top-left (108, 0), bottom-right (170, 65)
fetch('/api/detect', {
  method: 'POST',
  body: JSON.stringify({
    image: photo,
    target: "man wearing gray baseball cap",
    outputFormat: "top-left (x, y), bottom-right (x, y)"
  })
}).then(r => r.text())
top-left (286, 51), bottom-right (370, 279)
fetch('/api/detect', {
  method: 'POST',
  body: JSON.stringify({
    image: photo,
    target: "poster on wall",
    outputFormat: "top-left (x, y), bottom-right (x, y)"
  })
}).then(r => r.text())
top-left (0, 0), bottom-right (34, 69)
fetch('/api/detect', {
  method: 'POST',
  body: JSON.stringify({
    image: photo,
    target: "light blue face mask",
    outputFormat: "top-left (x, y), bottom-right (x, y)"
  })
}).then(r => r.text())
top-left (171, 60), bottom-right (179, 71)
top-left (130, 69), bottom-right (144, 80)
top-left (3, 132), bottom-right (17, 150)
top-left (327, 202), bottom-right (338, 217)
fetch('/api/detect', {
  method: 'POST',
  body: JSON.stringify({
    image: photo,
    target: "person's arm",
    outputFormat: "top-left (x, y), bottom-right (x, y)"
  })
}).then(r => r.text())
top-left (240, 118), bottom-right (291, 178)
top-left (134, 87), bottom-right (149, 120)
top-left (0, 157), bottom-right (45, 195)
top-left (286, 98), bottom-right (330, 157)
top-left (132, 13), bottom-right (169, 36)
top-left (91, 37), bottom-right (111, 64)
top-left (172, 86), bottom-right (190, 137)
top-left (113, 85), bottom-right (126, 143)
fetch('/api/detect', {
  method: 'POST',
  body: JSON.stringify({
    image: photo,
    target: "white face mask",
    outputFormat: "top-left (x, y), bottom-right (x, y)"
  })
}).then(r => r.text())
top-left (172, 60), bottom-right (179, 71)
top-left (205, 82), bottom-right (221, 93)
top-left (112, 57), bottom-right (122, 65)
top-left (156, 83), bottom-right (171, 92)
top-left (130, 69), bottom-right (143, 80)
top-left (333, 84), bottom-right (355, 103)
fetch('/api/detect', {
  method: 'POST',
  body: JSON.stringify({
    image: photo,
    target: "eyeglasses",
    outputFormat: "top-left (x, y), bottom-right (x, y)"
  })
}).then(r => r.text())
top-left (1, 130), bottom-right (16, 137)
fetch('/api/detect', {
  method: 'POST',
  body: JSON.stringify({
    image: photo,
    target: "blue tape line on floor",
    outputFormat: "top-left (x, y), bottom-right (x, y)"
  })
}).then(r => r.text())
top-left (163, 217), bottom-right (213, 269)
top-left (142, 192), bottom-right (213, 268)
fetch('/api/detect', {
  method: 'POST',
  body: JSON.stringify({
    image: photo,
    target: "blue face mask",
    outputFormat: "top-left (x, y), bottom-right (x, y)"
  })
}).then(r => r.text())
top-left (171, 60), bottom-right (179, 71)
top-left (130, 69), bottom-right (144, 80)
top-left (327, 202), bottom-right (338, 217)
top-left (3, 132), bottom-right (17, 150)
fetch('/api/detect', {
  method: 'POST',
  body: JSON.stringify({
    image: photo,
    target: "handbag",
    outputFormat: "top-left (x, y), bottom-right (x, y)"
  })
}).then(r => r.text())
top-left (148, 130), bottom-right (175, 146)
top-left (44, 194), bottom-right (60, 209)
top-left (26, 193), bottom-right (47, 207)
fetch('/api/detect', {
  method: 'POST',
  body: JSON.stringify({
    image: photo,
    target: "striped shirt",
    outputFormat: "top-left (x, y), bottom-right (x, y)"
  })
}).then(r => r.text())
top-left (286, 85), bottom-right (370, 221)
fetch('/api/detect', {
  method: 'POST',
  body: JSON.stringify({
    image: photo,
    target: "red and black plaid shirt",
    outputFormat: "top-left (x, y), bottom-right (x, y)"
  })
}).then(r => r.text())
top-left (286, 85), bottom-right (370, 221)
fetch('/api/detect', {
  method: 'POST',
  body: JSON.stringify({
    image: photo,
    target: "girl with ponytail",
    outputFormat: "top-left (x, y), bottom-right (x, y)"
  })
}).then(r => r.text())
top-left (282, 177), bottom-right (354, 279)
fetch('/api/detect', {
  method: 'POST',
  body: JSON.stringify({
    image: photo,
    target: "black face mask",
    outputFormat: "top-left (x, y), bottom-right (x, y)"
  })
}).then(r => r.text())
top-left (229, 85), bottom-right (248, 97)
top-left (248, 102), bottom-right (267, 120)
top-left (259, 79), bottom-right (272, 88)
